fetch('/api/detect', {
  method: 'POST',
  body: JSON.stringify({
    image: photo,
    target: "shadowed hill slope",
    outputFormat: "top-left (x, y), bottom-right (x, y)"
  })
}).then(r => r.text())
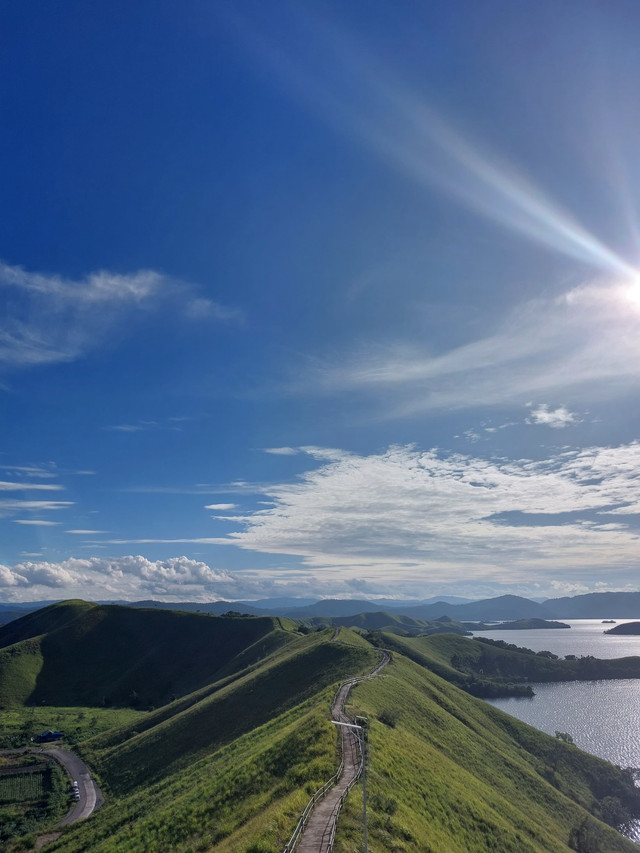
top-left (0, 601), bottom-right (296, 709)
top-left (81, 628), bottom-right (377, 793)
top-left (0, 599), bottom-right (96, 648)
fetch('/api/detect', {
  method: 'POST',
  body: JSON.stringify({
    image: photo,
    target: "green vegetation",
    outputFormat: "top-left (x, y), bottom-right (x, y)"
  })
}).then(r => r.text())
top-left (335, 654), bottom-right (640, 852)
top-left (0, 771), bottom-right (45, 803)
top-left (80, 628), bottom-right (377, 794)
top-left (0, 706), bottom-right (146, 749)
top-left (0, 756), bottom-right (69, 849)
top-left (377, 632), bottom-right (640, 697)
top-left (1, 602), bottom-right (639, 852)
top-left (475, 619), bottom-right (571, 630)
top-left (0, 601), bottom-right (297, 709)
top-left (0, 601), bottom-right (96, 649)
top-left (301, 612), bottom-right (471, 637)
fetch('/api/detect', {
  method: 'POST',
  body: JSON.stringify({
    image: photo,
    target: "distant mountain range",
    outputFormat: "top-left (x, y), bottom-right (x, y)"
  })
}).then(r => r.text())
top-left (1, 590), bottom-right (639, 626)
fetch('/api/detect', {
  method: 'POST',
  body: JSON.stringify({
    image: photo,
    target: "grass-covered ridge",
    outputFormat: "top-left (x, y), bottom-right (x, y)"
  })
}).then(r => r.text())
top-left (26, 629), bottom-right (379, 853)
top-left (0, 601), bottom-right (96, 650)
top-left (300, 612), bottom-right (471, 637)
top-left (336, 653), bottom-right (640, 852)
top-left (377, 631), bottom-right (640, 697)
top-left (0, 601), bottom-right (297, 709)
top-left (80, 628), bottom-right (378, 793)
top-left (2, 606), bottom-right (639, 852)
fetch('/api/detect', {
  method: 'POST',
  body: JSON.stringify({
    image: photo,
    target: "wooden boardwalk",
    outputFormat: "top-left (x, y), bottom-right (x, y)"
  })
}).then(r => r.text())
top-left (291, 649), bottom-right (390, 853)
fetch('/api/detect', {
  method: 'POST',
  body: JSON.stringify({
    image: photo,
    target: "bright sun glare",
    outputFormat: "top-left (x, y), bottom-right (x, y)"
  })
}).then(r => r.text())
top-left (624, 280), bottom-right (640, 307)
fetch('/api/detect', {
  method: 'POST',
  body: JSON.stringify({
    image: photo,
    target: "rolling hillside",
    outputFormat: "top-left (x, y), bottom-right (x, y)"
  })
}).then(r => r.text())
top-left (379, 631), bottom-right (640, 696)
top-left (302, 611), bottom-right (471, 637)
top-left (335, 653), bottom-right (640, 853)
top-left (1, 604), bottom-right (639, 852)
top-left (0, 601), bottom-right (297, 709)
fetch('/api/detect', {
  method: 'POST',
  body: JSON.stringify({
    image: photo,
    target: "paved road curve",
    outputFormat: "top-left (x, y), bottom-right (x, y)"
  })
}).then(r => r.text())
top-left (42, 747), bottom-right (102, 824)
top-left (294, 649), bottom-right (390, 853)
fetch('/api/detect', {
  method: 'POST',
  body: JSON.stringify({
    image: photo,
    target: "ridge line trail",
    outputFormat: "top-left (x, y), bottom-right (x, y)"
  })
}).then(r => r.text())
top-left (295, 643), bottom-right (390, 853)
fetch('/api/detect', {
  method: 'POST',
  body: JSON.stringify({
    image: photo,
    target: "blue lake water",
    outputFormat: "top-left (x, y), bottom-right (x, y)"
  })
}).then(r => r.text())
top-left (486, 679), bottom-right (640, 769)
top-left (471, 619), bottom-right (640, 660)
top-left (475, 621), bottom-right (640, 843)
top-left (474, 620), bottom-right (640, 766)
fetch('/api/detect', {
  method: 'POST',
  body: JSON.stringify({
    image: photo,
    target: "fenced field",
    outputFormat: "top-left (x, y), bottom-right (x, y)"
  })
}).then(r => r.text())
top-left (0, 770), bottom-right (46, 803)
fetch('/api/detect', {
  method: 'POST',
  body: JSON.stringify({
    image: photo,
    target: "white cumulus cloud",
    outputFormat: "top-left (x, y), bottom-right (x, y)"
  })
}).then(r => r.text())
top-left (527, 403), bottom-right (579, 428)
top-left (0, 555), bottom-right (236, 600)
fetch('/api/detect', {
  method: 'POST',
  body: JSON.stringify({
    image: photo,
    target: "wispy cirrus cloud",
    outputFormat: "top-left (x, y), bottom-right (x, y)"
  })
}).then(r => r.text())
top-left (0, 500), bottom-right (73, 512)
top-left (66, 529), bottom-right (107, 535)
top-left (104, 417), bottom-right (192, 433)
top-left (0, 481), bottom-right (64, 491)
top-left (1, 496), bottom-right (73, 525)
top-left (299, 281), bottom-right (640, 417)
top-left (0, 260), bottom-right (241, 371)
top-left (105, 422), bottom-right (157, 433)
top-left (0, 465), bottom-right (58, 478)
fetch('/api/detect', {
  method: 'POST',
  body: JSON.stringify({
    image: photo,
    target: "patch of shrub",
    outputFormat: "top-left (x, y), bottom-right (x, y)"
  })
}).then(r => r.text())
top-left (378, 708), bottom-right (401, 728)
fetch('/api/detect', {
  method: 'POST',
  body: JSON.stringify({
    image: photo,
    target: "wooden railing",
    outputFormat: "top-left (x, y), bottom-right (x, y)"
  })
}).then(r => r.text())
top-left (281, 758), bottom-right (345, 853)
top-left (281, 650), bottom-right (390, 853)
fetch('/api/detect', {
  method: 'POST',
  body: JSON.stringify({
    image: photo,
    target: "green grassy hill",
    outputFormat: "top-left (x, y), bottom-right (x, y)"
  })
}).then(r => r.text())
top-left (0, 600), bottom-right (95, 649)
top-left (379, 631), bottom-right (640, 695)
top-left (2, 609), bottom-right (639, 853)
top-left (329, 611), bottom-right (470, 636)
top-left (80, 628), bottom-right (377, 793)
top-left (335, 653), bottom-right (639, 853)
top-left (0, 601), bottom-right (297, 709)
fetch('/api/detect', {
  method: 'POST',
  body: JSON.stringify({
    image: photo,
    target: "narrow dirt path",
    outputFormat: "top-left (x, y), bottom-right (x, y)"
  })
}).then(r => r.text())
top-left (291, 649), bottom-right (390, 853)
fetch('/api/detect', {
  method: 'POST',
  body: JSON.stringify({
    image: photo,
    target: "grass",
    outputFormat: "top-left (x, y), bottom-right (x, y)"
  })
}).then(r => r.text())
top-left (0, 601), bottom-right (96, 650)
top-left (2, 605), bottom-right (639, 853)
top-left (42, 701), bottom-right (336, 853)
top-left (333, 653), bottom-right (640, 852)
top-left (0, 706), bottom-right (147, 748)
top-left (0, 601), bottom-right (298, 709)
top-left (380, 631), bottom-right (640, 694)
top-left (0, 758), bottom-right (69, 850)
top-left (33, 632), bottom-right (379, 853)
top-left (80, 628), bottom-right (378, 794)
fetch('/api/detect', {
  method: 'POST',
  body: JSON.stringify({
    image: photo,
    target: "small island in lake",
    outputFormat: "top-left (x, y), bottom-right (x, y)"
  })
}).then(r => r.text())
top-left (474, 618), bottom-right (571, 631)
top-left (602, 619), bottom-right (616, 623)
top-left (604, 621), bottom-right (640, 635)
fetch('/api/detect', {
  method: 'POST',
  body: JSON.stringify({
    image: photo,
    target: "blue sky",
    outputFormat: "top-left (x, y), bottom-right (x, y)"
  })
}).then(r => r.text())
top-left (2, 0), bottom-right (640, 603)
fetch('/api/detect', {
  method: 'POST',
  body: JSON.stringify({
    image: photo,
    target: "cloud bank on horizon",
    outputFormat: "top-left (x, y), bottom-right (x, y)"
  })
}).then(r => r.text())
top-left (1, 440), bottom-right (639, 601)
top-left (2, 1), bottom-right (640, 602)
